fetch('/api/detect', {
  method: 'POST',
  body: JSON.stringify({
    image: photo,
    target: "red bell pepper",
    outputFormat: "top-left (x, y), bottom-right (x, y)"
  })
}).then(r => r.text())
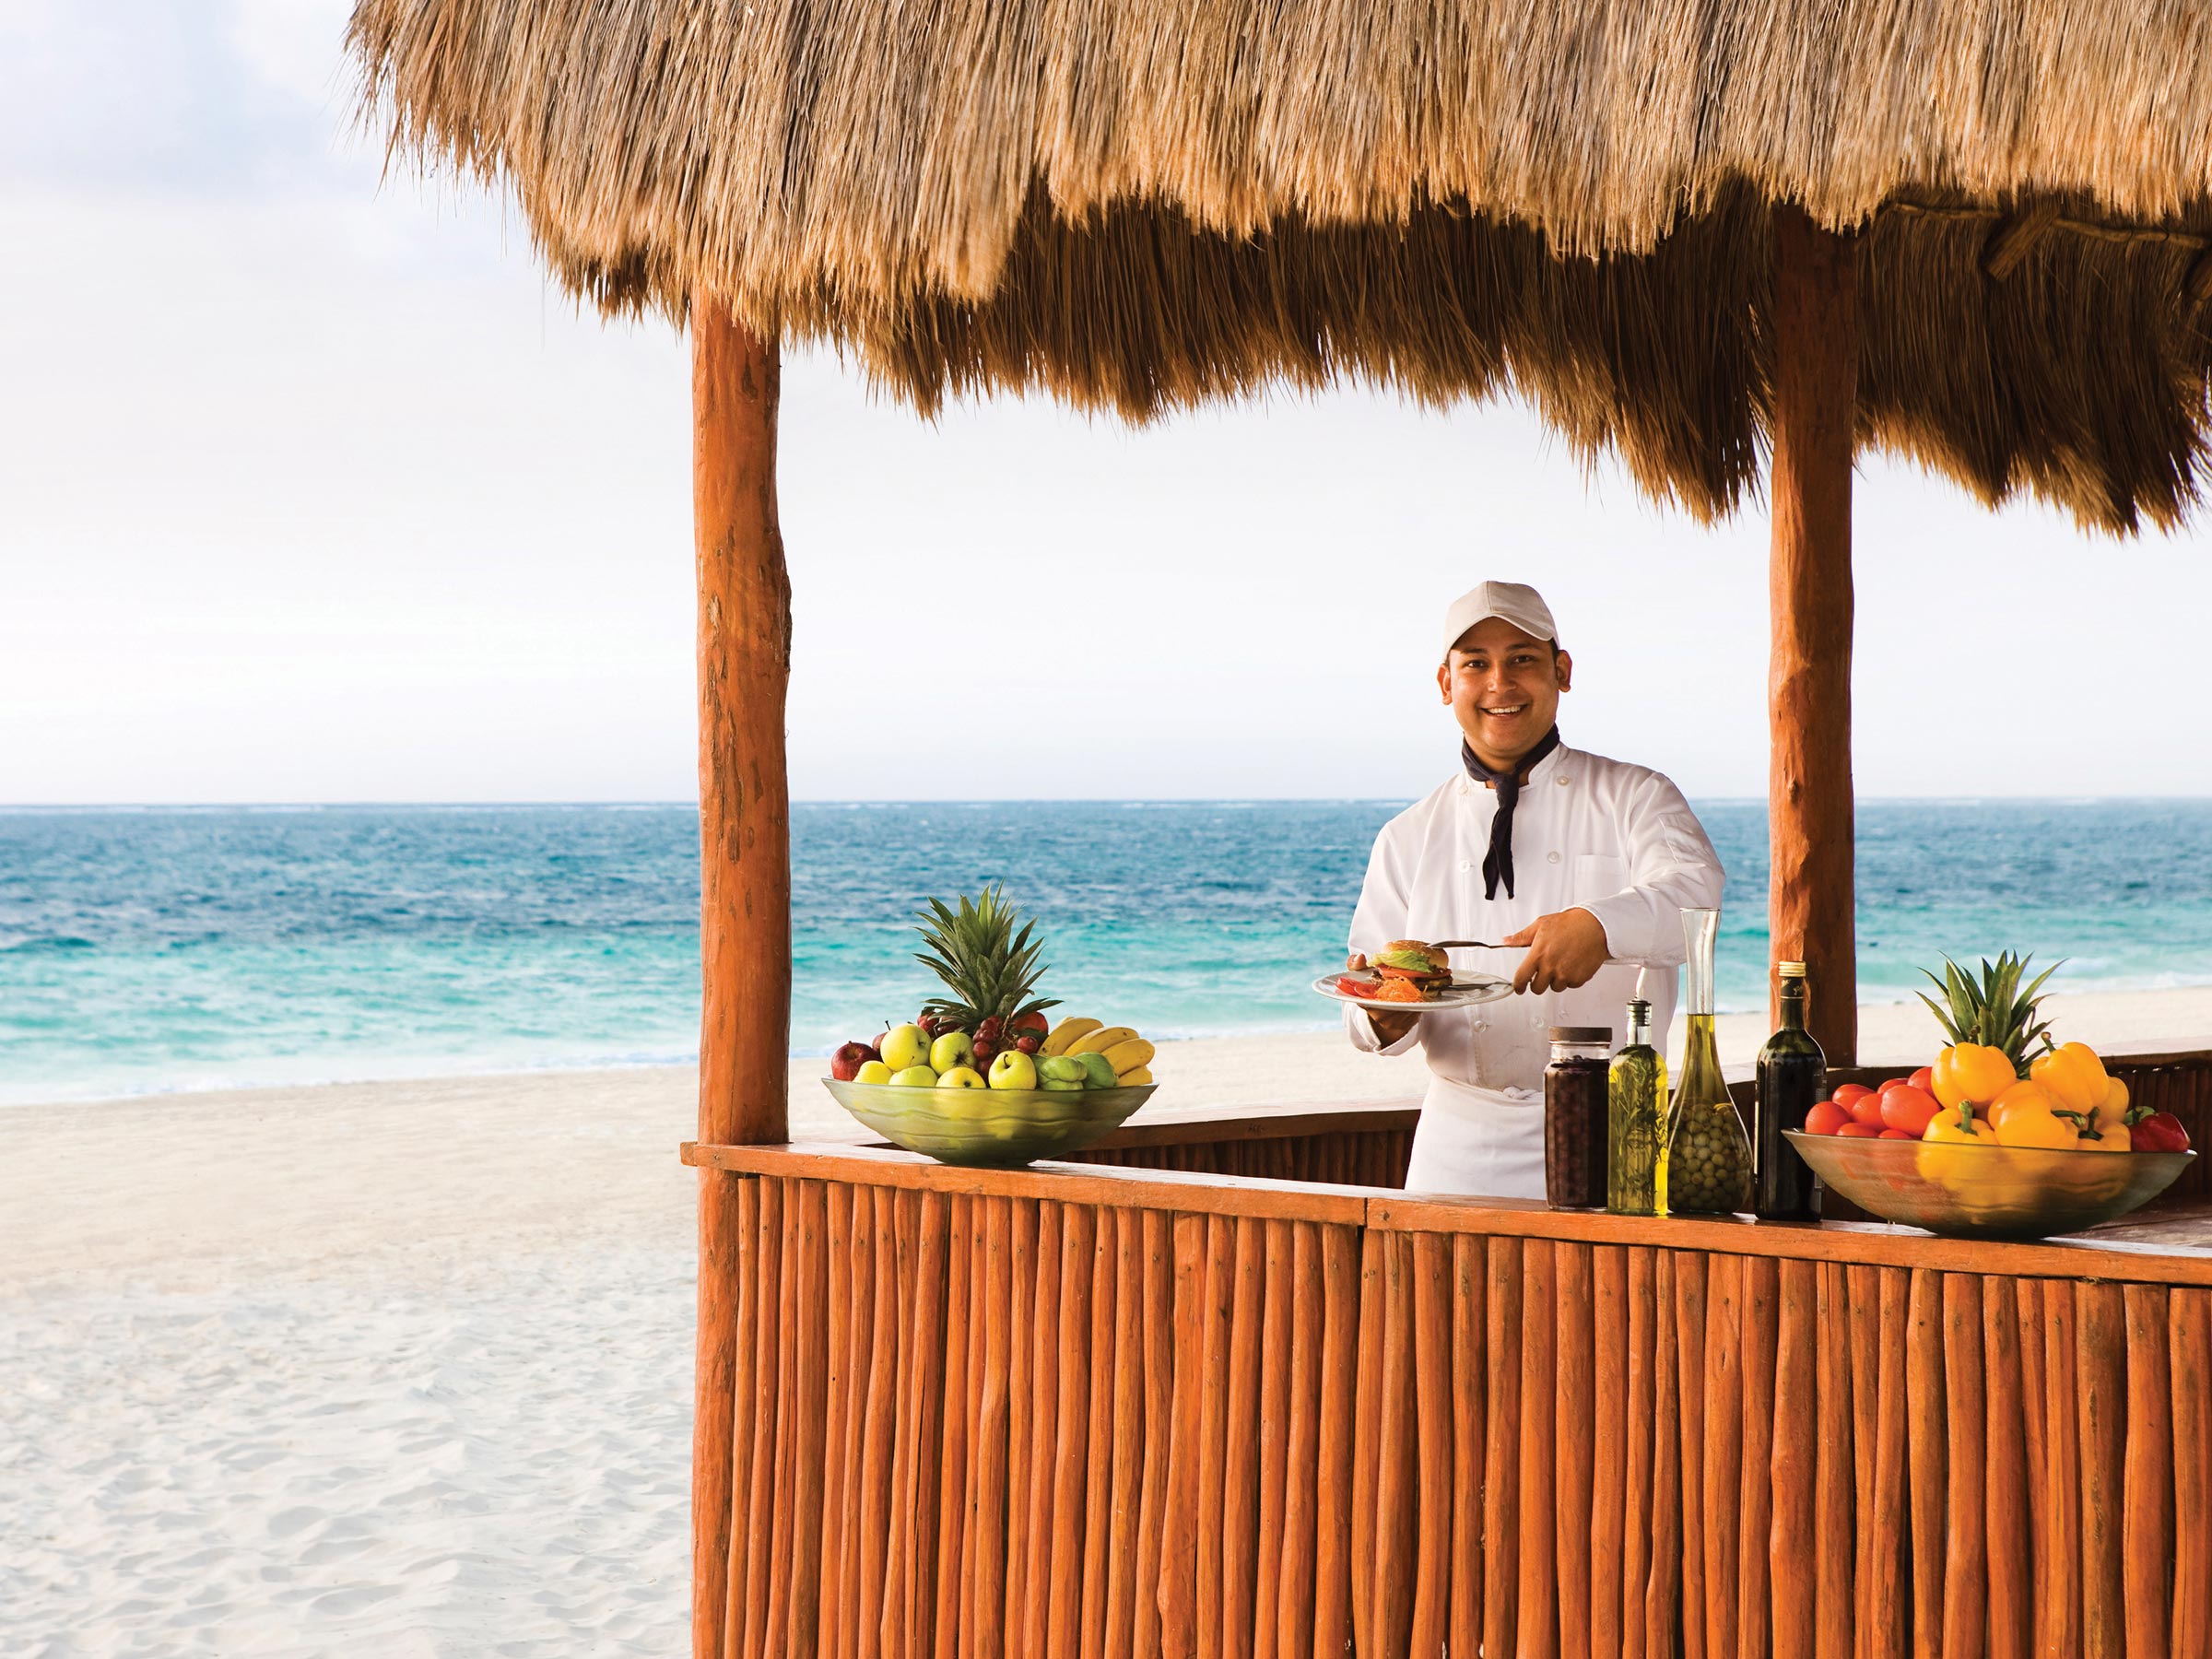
top-left (2129, 1110), bottom-right (2192, 1153)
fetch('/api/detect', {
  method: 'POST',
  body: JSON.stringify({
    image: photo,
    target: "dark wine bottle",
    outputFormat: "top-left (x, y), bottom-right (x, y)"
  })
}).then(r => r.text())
top-left (1753, 961), bottom-right (1825, 1220)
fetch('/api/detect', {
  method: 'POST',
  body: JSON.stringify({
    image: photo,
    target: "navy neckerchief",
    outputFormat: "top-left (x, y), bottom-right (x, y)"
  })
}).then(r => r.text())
top-left (1460, 726), bottom-right (1562, 900)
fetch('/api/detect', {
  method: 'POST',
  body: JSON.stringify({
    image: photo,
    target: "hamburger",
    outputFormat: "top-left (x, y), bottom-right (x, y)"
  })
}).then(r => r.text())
top-left (1367, 939), bottom-right (1452, 990)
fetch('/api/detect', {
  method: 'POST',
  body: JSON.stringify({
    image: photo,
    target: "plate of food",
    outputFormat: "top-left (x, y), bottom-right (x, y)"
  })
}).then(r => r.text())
top-left (1312, 939), bottom-right (1515, 1011)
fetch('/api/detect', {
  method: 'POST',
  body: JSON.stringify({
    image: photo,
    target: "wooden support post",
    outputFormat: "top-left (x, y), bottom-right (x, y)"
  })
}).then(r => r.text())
top-left (692, 296), bottom-right (793, 1659)
top-left (1768, 207), bottom-right (1859, 1065)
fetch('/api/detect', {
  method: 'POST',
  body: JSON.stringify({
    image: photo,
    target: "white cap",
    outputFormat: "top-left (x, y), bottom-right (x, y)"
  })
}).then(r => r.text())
top-left (1441, 581), bottom-right (1559, 658)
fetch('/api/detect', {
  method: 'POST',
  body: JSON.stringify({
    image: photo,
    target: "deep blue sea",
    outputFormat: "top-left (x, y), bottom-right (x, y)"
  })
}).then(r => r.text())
top-left (4, 801), bottom-right (2210, 1105)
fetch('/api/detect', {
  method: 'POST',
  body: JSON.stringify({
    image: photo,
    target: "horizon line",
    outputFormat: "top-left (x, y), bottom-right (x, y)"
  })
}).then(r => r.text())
top-left (6, 794), bottom-right (2212, 810)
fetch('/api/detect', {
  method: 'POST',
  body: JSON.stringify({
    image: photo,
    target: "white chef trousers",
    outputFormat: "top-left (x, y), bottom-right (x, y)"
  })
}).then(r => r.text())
top-left (1402, 1077), bottom-right (1547, 1200)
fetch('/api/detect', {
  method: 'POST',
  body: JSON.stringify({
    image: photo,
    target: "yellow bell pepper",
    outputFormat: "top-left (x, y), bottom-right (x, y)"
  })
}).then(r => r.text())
top-left (2030, 1041), bottom-right (2110, 1113)
top-left (2077, 1117), bottom-right (2131, 1152)
top-left (2075, 1077), bottom-right (2133, 1150)
top-left (1933, 1042), bottom-right (2018, 1109)
top-left (1917, 1105), bottom-right (2036, 1214)
top-left (1986, 1081), bottom-right (2080, 1150)
top-left (1922, 1102), bottom-right (1994, 1146)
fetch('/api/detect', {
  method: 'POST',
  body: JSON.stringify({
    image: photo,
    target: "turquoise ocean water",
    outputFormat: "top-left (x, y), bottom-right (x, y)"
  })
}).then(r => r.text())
top-left (4, 801), bottom-right (2210, 1105)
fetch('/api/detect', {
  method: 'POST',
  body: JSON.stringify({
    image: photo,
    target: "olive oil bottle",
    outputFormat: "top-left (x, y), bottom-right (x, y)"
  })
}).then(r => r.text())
top-left (1753, 961), bottom-right (1825, 1220)
top-left (1659, 907), bottom-right (1752, 1216)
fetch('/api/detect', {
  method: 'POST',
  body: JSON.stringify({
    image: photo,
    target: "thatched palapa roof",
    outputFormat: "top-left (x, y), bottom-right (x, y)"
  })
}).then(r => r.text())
top-left (351, 0), bottom-right (2212, 531)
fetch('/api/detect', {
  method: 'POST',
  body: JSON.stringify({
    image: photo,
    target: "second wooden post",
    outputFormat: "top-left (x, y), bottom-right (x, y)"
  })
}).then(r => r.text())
top-left (1767, 208), bottom-right (1859, 1065)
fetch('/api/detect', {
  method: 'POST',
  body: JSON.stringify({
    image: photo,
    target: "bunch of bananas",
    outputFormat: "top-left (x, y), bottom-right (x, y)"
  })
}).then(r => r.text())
top-left (1040, 1017), bottom-right (1155, 1085)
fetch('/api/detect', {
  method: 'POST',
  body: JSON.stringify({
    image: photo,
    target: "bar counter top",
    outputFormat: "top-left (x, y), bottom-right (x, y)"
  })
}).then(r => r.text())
top-left (684, 1135), bottom-right (2212, 1287)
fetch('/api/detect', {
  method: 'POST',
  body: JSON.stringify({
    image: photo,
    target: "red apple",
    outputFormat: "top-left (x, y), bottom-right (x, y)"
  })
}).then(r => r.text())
top-left (830, 1039), bottom-right (880, 1081)
top-left (1012, 1010), bottom-right (1051, 1038)
top-left (916, 1013), bottom-right (941, 1039)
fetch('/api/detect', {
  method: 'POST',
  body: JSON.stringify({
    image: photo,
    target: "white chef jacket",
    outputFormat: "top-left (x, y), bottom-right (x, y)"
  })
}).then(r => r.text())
top-left (1347, 741), bottom-right (1724, 1199)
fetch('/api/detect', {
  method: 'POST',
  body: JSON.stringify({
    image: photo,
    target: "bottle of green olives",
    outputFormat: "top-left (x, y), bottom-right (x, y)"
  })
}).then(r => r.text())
top-left (1658, 907), bottom-right (1752, 1216)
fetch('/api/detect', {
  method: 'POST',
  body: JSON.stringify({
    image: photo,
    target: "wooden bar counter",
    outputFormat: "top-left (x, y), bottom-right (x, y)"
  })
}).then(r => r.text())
top-left (686, 1051), bottom-right (2212, 1659)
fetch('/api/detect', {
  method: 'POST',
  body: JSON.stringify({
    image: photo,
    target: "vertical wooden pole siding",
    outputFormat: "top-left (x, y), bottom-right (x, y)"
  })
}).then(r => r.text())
top-left (692, 297), bottom-right (792, 1659)
top-left (1767, 206), bottom-right (1859, 1063)
top-left (692, 1139), bottom-right (2212, 1659)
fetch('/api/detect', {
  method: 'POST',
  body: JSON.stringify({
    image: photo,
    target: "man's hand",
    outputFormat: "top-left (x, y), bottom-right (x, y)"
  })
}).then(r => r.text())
top-left (1504, 908), bottom-right (1611, 995)
top-left (1366, 1007), bottom-right (1421, 1047)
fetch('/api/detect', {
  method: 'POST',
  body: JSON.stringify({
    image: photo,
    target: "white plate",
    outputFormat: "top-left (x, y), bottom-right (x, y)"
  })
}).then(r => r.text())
top-left (1311, 972), bottom-right (1517, 1012)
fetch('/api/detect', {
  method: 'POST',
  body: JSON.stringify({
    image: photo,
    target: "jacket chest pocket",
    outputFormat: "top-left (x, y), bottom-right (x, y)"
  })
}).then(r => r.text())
top-left (1571, 853), bottom-right (1629, 902)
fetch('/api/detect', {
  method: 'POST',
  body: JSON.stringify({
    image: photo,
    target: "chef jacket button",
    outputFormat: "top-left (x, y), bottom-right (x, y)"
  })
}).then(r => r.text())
top-left (1547, 851), bottom-right (1560, 864)
top-left (1556, 774), bottom-right (1570, 785)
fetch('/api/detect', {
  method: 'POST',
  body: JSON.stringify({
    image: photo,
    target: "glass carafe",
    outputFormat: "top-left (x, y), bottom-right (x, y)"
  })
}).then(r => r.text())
top-left (1659, 907), bottom-right (1752, 1215)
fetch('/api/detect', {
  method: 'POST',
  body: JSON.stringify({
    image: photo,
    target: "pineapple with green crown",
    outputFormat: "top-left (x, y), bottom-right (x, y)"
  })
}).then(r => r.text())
top-left (1917, 951), bottom-right (2059, 1069)
top-left (1919, 951), bottom-right (2061, 1109)
top-left (913, 886), bottom-right (1059, 1048)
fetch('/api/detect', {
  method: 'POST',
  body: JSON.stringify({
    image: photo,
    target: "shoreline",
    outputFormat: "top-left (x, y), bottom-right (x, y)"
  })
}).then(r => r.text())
top-left (13, 981), bottom-right (2212, 1121)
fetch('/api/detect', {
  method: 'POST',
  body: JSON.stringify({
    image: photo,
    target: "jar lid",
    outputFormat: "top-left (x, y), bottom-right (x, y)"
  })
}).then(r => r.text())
top-left (1549, 1026), bottom-right (1613, 1043)
top-left (1778, 960), bottom-right (1808, 977)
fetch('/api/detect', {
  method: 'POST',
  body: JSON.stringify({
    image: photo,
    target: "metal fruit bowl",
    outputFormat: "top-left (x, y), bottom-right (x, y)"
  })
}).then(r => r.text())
top-left (823, 1077), bottom-right (1157, 1168)
top-left (1784, 1131), bottom-right (2194, 1241)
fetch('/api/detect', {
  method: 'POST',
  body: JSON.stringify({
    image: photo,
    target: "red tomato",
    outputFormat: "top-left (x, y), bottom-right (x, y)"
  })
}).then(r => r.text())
top-left (1848, 1091), bottom-right (1890, 1129)
top-left (1835, 1123), bottom-right (1880, 1138)
top-left (1877, 1128), bottom-right (1915, 1139)
top-left (1805, 1100), bottom-right (1854, 1135)
top-left (1909, 1066), bottom-right (1935, 1093)
top-left (1336, 975), bottom-right (1382, 997)
top-left (1833, 1084), bottom-right (1874, 1109)
top-left (1878, 1076), bottom-right (1910, 1093)
top-left (1879, 1085), bottom-right (1942, 1137)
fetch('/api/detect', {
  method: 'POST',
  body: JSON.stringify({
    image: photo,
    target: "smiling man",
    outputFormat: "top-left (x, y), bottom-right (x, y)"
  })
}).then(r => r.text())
top-left (1347, 581), bottom-right (1726, 1198)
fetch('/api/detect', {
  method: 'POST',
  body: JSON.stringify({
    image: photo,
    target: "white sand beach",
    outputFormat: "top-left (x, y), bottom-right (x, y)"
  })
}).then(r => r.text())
top-left (7, 985), bottom-right (2211, 1653)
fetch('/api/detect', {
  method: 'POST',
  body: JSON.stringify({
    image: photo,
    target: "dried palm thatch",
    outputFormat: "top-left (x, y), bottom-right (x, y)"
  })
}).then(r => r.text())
top-left (349, 0), bottom-right (2212, 530)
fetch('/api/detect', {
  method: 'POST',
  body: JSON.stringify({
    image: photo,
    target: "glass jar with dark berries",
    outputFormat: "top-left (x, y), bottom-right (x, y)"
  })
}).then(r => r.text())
top-left (1545, 1026), bottom-right (1614, 1209)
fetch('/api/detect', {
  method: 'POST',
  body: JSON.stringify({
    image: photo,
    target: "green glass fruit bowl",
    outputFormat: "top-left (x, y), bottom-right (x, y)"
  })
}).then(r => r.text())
top-left (823, 1077), bottom-right (1158, 1168)
top-left (1784, 1131), bottom-right (2194, 1241)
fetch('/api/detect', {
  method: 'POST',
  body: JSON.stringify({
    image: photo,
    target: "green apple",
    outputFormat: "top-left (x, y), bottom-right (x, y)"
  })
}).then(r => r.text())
top-left (1038, 1055), bottom-right (1090, 1087)
top-left (936, 1065), bottom-right (987, 1088)
top-left (1075, 1053), bottom-right (1119, 1089)
top-left (987, 1050), bottom-right (1039, 1090)
top-left (854, 1059), bottom-right (893, 1085)
top-left (888, 1064), bottom-right (937, 1087)
top-left (929, 1030), bottom-right (975, 1073)
top-left (880, 1024), bottom-right (931, 1072)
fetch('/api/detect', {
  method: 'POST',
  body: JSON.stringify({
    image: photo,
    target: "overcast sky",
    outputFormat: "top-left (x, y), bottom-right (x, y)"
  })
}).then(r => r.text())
top-left (4, 1), bottom-right (2209, 805)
